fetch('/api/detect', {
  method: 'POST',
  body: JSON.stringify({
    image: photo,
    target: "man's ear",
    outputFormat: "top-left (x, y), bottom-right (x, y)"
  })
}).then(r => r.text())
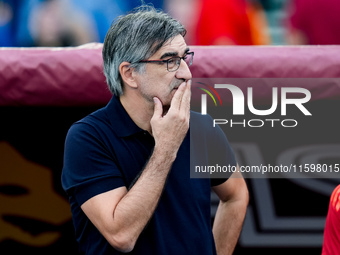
top-left (119, 62), bottom-right (138, 89)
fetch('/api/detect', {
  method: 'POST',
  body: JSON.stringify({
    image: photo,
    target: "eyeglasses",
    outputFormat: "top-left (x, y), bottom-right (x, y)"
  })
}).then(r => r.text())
top-left (137, 52), bottom-right (194, 72)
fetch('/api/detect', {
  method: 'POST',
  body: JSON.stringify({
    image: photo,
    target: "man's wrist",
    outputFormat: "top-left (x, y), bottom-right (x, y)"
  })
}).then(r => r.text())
top-left (153, 145), bottom-right (177, 164)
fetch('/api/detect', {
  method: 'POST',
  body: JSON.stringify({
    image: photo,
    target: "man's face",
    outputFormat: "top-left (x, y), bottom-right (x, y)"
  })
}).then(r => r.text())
top-left (135, 34), bottom-right (192, 107)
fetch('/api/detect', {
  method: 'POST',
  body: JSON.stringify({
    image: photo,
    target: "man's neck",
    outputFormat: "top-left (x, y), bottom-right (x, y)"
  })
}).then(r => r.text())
top-left (119, 93), bottom-right (154, 134)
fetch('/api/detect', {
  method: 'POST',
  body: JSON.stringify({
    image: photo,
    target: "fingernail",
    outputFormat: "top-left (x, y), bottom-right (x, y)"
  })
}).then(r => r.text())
top-left (153, 97), bottom-right (157, 103)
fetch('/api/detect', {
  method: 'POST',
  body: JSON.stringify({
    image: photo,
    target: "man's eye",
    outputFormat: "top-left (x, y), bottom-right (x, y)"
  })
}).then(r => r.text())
top-left (167, 58), bottom-right (176, 65)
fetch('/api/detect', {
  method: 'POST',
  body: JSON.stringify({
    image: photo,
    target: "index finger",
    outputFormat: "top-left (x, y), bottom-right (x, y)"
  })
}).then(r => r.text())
top-left (169, 82), bottom-right (186, 111)
top-left (179, 80), bottom-right (191, 116)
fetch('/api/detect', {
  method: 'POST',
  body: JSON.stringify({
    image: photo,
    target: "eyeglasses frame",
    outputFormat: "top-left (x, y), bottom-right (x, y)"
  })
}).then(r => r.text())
top-left (137, 51), bottom-right (194, 72)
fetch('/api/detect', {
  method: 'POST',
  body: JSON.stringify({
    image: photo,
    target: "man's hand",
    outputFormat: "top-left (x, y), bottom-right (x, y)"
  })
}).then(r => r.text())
top-left (150, 80), bottom-right (191, 158)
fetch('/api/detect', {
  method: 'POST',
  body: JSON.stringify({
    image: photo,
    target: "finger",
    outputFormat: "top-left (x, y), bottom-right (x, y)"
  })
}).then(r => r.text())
top-left (180, 80), bottom-right (191, 116)
top-left (169, 82), bottom-right (186, 111)
top-left (152, 97), bottom-right (163, 119)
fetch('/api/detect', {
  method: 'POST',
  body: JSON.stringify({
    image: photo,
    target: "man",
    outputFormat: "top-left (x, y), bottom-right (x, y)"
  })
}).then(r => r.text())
top-left (62, 6), bottom-right (248, 255)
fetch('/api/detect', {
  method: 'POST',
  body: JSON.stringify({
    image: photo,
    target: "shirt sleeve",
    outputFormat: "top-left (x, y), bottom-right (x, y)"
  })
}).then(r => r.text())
top-left (61, 122), bottom-right (126, 206)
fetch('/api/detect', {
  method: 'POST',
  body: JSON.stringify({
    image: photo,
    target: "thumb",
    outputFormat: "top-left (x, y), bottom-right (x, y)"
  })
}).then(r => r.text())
top-left (152, 97), bottom-right (163, 118)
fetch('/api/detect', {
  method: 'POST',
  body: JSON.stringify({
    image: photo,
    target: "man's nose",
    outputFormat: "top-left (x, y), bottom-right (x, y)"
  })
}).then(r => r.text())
top-left (175, 59), bottom-right (192, 81)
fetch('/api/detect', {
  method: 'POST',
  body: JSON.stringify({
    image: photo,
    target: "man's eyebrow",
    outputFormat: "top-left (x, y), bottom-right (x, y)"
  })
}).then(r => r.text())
top-left (160, 48), bottom-right (190, 59)
top-left (160, 51), bottom-right (179, 59)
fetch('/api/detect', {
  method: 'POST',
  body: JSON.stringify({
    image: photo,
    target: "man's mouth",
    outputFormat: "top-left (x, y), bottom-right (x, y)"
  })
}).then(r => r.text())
top-left (172, 84), bottom-right (181, 90)
top-left (171, 80), bottom-right (184, 91)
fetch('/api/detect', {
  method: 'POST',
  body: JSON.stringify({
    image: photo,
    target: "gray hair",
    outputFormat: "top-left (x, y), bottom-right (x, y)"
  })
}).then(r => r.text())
top-left (102, 5), bottom-right (186, 96)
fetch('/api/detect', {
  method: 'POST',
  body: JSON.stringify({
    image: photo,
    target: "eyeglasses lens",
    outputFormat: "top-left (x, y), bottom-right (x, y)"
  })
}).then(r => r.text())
top-left (167, 53), bottom-right (193, 72)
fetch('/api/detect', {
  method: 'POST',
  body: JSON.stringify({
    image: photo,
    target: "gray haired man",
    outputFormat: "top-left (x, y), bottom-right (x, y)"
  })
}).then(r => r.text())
top-left (62, 6), bottom-right (248, 255)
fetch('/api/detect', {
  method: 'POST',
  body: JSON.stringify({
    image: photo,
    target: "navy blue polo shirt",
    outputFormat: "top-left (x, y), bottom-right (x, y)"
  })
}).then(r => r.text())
top-left (62, 96), bottom-right (236, 255)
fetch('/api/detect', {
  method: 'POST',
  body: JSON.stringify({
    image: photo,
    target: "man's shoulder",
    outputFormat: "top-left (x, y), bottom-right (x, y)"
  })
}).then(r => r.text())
top-left (189, 111), bottom-right (231, 143)
top-left (72, 106), bottom-right (107, 127)
top-left (67, 105), bottom-right (113, 140)
top-left (189, 111), bottom-right (216, 149)
top-left (190, 111), bottom-right (213, 126)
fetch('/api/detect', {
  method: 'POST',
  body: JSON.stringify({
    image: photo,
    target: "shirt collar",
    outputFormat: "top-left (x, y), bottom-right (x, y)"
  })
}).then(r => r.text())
top-left (105, 96), bottom-right (144, 137)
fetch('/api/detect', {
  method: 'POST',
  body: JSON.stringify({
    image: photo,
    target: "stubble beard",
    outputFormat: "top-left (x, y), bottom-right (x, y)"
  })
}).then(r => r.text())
top-left (140, 79), bottom-right (184, 106)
